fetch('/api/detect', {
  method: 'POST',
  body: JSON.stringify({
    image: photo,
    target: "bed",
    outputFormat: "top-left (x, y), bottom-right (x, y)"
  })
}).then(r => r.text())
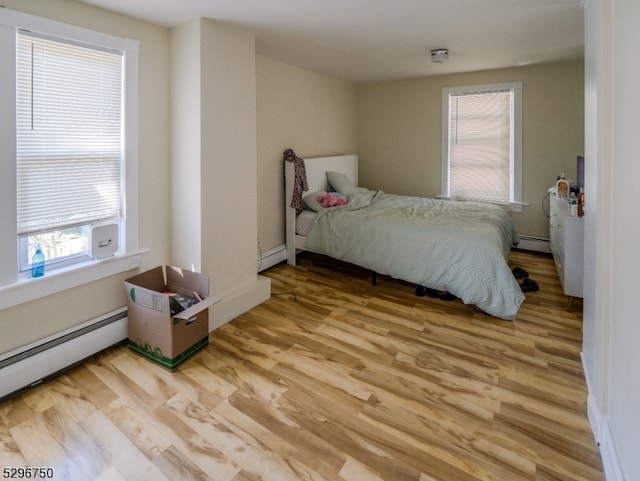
top-left (284, 153), bottom-right (525, 320)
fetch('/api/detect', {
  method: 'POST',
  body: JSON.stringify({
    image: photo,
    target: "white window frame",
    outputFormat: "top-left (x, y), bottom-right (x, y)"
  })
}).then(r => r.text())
top-left (441, 81), bottom-right (523, 212)
top-left (0, 8), bottom-right (144, 310)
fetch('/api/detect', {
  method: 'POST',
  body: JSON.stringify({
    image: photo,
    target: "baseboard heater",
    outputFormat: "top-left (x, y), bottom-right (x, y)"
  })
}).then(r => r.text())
top-left (0, 307), bottom-right (128, 402)
top-left (258, 244), bottom-right (287, 272)
top-left (517, 235), bottom-right (551, 254)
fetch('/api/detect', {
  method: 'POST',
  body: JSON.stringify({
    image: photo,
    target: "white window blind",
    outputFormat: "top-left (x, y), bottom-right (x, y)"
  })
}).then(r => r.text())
top-left (16, 31), bottom-right (123, 236)
top-left (447, 89), bottom-right (513, 204)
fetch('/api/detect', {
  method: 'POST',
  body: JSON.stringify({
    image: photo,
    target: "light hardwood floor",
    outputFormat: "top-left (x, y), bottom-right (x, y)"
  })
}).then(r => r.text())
top-left (0, 250), bottom-right (603, 481)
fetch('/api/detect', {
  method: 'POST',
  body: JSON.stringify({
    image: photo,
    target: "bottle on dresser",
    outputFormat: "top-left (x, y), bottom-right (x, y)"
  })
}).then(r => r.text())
top-left (568, 192), bottom-right (578, 216)
top-left (577, 188), bottom-right (584, 217)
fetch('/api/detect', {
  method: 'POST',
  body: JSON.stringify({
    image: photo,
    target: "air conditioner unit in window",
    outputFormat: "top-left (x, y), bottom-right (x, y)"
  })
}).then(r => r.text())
top-left (90, 223), bottom-right (119, 260)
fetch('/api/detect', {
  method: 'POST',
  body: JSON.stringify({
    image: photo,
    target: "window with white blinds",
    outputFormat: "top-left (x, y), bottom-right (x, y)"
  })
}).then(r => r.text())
top-left (0, 7), bottom-right (139, 300)
top-left (441, 82), bottom-right (522, 209)
top-left (16, 31), bottom-right (124, 236)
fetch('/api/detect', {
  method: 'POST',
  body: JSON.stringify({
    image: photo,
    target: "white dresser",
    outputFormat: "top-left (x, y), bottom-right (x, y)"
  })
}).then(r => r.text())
top-left (549, 188), bottom-right (584, 301)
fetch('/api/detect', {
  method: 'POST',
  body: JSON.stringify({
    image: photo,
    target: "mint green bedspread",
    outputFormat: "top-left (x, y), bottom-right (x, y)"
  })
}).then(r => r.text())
top-left (304, 190), bottom-right (525, 320)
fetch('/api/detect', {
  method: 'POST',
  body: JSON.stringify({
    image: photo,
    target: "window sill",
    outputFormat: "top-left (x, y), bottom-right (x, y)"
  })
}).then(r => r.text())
top-left (0, 248), bottom-right (149, 311)
top-left (437, 195), bottom-right (528, 213)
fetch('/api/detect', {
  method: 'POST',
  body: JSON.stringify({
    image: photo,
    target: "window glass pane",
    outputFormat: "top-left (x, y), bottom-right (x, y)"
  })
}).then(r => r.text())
top-left (16, 32), bottom-right (123, 236)
top-left (20, 226), bottom-right (90, 273)
top-left (447, 89), bottom-right (513, 204)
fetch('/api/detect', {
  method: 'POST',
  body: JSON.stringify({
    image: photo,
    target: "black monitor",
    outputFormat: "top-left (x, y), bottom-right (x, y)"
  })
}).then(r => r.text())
top-left (577, 155), bottom-right (585, 190)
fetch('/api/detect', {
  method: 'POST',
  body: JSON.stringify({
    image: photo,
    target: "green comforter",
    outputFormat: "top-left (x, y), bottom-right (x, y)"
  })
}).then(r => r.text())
top-left (304, 190), bottom-right (525, 320)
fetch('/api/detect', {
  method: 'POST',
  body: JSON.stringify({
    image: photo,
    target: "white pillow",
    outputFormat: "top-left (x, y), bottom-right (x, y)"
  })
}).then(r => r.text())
top-left (326, 171), bottom-right (358, 195)
top-left (302, 191), bottom-right (326, 212)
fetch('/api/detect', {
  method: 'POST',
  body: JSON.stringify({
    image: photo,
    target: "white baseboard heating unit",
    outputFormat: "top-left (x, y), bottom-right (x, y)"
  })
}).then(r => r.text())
top-left (517, 235), bottom-right (551, 254)
top-left (0, 307), bottom-right (128, 401)
top-left (258, 244), bottom-right (287, 272)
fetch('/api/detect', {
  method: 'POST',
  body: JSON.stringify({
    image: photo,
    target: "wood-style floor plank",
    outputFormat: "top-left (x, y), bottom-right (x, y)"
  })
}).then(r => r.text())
top-left (0, 250), bottom-right (603, 481)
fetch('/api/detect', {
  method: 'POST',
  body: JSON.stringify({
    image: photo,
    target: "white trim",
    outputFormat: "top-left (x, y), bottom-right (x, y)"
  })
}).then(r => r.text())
top-left (123, 37), bottom-right (140, 255)
top-left (210, 277), bottom-right (271, 331)
top-left (587, 392), bottom-right (626, 481)
top-left (0, 22), bottom-right (17, 287)
top-left (600, 420), bottom-right (626, 481)
top-left (587, 393), bottom-right (604, 444)
top-left (441, 90), bottom-right (450, 198)
top-left (512, 81), bottom-right (523, 210)
top-left (582, 352), bottom-right (625, 481)
top-left (0, 307), bottom-right (126, 364)
top-left (582, 351), bottom-right (602, 444)
top-left (0, 307), bottom-right (128, 400)
top-left (0, 7), bottom-right (134, 51)
top-left (437, 195), bottom-right (529, 212)
top-left (0, 248), bottom-right (148, 310)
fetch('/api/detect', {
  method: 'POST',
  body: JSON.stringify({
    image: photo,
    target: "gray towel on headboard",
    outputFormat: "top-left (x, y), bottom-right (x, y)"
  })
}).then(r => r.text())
top-left (284, 149), bottom-right (308, 216)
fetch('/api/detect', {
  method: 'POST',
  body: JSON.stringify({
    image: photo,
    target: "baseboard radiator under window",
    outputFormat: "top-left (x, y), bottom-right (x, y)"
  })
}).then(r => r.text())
top-left (517, 235), bottom-right (551, 254)
top-left (0, 307), bottom-right (128, 402)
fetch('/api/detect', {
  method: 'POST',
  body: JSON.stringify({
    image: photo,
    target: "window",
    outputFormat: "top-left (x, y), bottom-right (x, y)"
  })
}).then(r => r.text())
top-left (16, 31), bottom-right (124, 273)
top-left (0, 8), bottom-right (140, 305)
top-left (441, 82), bottom-right (522, 211)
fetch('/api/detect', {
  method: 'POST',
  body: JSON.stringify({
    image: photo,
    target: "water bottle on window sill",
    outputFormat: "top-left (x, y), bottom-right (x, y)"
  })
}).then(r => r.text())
top-left (31, 244), bottom-right (45, 278)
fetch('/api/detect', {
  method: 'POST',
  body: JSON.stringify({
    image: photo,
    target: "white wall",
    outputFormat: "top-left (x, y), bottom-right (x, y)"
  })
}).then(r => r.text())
top-left (170, 20), bottom-right (202, 271)
top-left (199, 18), bottom-right (259, 295)
top-left (583, 0), bottom-right (640, 479)
top-left (170, 18), bottom-right (270, 329)
top-left (608, 0), bottom-right (640, 477)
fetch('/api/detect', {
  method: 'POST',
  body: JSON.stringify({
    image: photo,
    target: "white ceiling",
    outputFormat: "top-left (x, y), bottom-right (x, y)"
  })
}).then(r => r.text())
top-left (77, 0), bottom-right (585, 84)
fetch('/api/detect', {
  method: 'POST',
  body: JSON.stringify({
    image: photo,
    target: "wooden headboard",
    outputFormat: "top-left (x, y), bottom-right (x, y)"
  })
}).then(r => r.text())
top-left (284, 154), bottom-right (358, 265)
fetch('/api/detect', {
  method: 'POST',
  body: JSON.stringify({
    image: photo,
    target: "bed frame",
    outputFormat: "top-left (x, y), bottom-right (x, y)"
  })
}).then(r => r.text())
top-left (285, 154), bottom-right (358, 266)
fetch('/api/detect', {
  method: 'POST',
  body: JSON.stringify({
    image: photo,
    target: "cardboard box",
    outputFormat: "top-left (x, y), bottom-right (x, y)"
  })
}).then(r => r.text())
top-left (125, 266), bottom-right (219, 370)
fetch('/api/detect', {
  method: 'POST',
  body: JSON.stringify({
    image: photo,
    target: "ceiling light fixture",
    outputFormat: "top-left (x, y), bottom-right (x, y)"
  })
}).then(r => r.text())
top-left (430, 48), bottom-right (449, 63)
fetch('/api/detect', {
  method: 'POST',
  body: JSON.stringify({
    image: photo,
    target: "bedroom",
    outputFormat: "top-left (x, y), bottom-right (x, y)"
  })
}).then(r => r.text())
top-left (0, 1), bottom-right (637, 480)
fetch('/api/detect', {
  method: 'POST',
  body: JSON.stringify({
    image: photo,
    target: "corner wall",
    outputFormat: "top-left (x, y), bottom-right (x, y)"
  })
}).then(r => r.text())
top-left (256, 56), bottom-right (358, 254)
top-left (170, 18), bottom-right (270, 330)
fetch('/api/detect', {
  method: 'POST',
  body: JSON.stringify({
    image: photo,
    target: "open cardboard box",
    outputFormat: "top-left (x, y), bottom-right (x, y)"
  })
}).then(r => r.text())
top-left (125, 265), bottom-right (219, 370)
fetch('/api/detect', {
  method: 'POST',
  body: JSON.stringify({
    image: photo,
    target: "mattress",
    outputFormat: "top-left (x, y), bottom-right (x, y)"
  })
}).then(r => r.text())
top-left (296, 210), bottom-right (316, 236)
